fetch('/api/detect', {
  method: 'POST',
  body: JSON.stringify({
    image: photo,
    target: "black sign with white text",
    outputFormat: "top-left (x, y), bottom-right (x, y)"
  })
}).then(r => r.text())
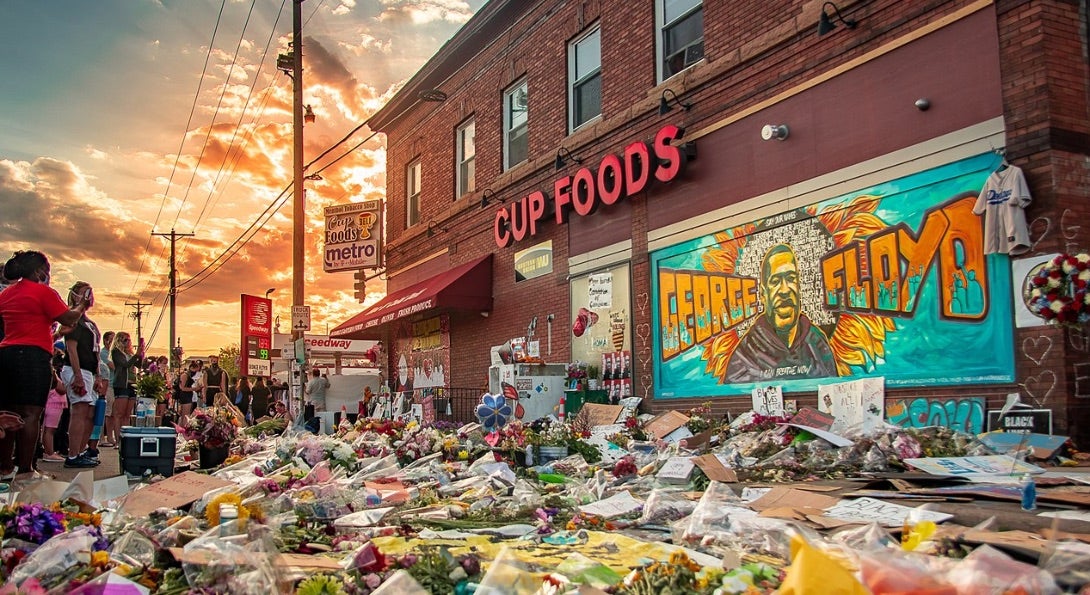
top-left (986, 409), bottom-right (1052, 434)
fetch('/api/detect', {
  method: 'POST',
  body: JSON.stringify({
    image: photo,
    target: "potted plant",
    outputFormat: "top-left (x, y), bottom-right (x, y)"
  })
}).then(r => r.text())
top-left (527, 419), bottom-right (576, 465)
top-left (182, 406), bottom-right (242, 468)
top-left (586, 364), bottom-right (600, 390)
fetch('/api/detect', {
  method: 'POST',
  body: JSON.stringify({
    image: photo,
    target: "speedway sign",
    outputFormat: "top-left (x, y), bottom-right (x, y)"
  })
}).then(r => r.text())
top-left (324, 200), bottom-right (383, 272)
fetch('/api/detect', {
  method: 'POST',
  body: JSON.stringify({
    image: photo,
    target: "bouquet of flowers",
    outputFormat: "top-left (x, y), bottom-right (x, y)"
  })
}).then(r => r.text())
top-left (684, 401), bottom-right (715, 434)
top-left (565, 360), bottom-right (588, 380)
top-left (181, 406), bottom-right (241, 448)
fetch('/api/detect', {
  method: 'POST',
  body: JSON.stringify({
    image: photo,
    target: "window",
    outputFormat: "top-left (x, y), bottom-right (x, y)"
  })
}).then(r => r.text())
top-left (456, 119), bottom-right (475, 198)
top-left (503, 79), bottom-right (528, 170)
top-left (406, 160), bottom-right (421, 228)
top-left (568, 26), bottom-right (602, 132)
top-left (657, 0), bottom-right (703, 82)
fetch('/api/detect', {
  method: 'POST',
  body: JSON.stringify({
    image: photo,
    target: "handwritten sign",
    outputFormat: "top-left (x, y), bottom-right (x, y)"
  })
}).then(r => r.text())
top-left (903, 455), bottom-right (1045, 477)
top-left (582, 403), bottom-right (624, 428)
top-left (818, 377), bottom-right (885, 433)
top-left (822, 497), bottom-right (953, 527)
top-left (578, 490), bottom-right (643, 518)
top-left (751, 385), bottom-right (784, 416)
top-left (645, 410), bottom-right (689, 440)
top-left (120, 471), bottom-right (235, 518)
top-left (587, 273), bottom-right (613, 309)
top-left (656, 456), bottom-right (696, 484)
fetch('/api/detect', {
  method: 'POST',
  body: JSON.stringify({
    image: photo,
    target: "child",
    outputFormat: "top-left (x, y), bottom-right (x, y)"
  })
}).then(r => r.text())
top-left (41, 376), bottom-right (68, 462)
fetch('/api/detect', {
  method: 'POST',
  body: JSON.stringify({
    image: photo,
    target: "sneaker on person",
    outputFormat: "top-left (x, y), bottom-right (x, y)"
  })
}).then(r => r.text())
top-left (64, 456), bottom-right (97, 468)
top-left (80, 450), bottom-right (101, 465)
top-left (41, 454), bottom-right (66, 463)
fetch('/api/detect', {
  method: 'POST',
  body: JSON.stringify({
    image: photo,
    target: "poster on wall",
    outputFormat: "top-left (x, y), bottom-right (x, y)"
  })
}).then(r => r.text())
top-left (1012, 253), bottom-right (1059, 328)
top-left (653, 153), bottom-right (1015, 398)
top-left (818, 377), bottom-right (886, 434)
top-left (571, 263), bottom-right (632, 367)
top-left (392, 315), bottom-right (450, 394)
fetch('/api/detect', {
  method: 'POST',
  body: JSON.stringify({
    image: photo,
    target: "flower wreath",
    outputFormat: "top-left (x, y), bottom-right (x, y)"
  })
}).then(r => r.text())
top-left (1028, 253), bottom-right (1090, 325)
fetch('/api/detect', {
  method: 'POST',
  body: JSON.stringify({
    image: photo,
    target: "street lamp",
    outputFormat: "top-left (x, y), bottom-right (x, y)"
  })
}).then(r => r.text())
top-left (265, 288), bottom-right (275, 299)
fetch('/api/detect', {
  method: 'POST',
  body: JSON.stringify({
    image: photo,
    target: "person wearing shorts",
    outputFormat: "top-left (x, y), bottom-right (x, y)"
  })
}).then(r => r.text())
top-left (59, 281), bottom-right (103, 469)
top-left (40, 375), bottom-right (68, 462)
top-left (175, 361), bottom-right (200, 424)
top-left (98, 331), bottom-right (117, 447)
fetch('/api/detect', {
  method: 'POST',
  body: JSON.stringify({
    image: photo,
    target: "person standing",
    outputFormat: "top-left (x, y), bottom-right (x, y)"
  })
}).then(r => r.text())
top-left (203, 355), bottom-right (228, 407)
top-left (98, 331), bottom-right (118, 447)
top-left (249, 377), bottom-right (271, 422)
top-left (234, 376), bottom-right (251, 420)
top-left (304, 368), bottom-right (331, 413)
top-left (59, 281), bottom-right (104, 468)
top-left (40, 374), bottom-right (68, 462)
top-left (110, 332), bottom-right (142, 430)
top-left (0, 251), bottom-right (91, 481)
top-left (174, 360), bottom-right (201, 423)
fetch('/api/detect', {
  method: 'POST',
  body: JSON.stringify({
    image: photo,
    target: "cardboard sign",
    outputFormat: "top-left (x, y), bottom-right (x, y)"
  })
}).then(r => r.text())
top-left (822, 497), bottom-right (953, 527)
top-left (751, 385), bottom-right (784, 416)
top-left (987, 409), bottom-right (1052, 434)
top-left (582, 403), bottom-right (624, 428)
top-left (790, 407), bottom-right (836, 431)
top-left (120, 471), bottom-right (236, 518)
top-left (656, 456), bottom-right (696, 484)
top-left (690, 454), bottom-right (738, 483)
top-left (818, 377), bottom-right (885, 433)
top-left (645, 410), bottom-right (689, 440)
top-left (750, 487), bottom-right (840, 512)
top-left (903, 455), bottom-right (1044, 477)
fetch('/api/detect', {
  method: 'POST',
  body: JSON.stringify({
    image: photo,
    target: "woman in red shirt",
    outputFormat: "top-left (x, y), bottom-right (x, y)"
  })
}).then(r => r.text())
top-left (0, 251), bottom-right (91, 481)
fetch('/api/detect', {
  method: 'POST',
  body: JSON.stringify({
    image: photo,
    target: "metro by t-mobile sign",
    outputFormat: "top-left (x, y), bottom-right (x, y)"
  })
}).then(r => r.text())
top-left (493, 124), bottom-right (692, 248)
top-left (240, 294), bottom-right (273, 378)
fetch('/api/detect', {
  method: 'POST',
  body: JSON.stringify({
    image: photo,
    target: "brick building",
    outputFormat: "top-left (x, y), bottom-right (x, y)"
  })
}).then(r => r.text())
top-left (331, 0), bottom-right (1090, 445)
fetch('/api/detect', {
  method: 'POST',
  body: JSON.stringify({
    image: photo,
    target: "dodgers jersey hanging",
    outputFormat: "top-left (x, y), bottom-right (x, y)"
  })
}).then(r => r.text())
top-left (973, 163), bottom-right (1032, 256)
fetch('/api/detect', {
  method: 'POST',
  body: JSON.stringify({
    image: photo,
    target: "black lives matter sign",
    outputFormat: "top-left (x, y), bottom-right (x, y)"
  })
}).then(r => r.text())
top-left (986, 409), bottom-right (1052, 434)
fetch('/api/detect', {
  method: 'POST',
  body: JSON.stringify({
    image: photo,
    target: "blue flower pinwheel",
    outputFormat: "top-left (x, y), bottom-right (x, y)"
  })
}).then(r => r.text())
top-left (476, 393), bottom-right (512, 432)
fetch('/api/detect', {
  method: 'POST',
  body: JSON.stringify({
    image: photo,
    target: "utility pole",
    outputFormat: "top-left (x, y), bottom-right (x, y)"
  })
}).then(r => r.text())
top-left (291, 0), bottom-right (305, 342)
top-left (153, 229), bottom-right (195, 370)
top-left (125, 300), bottom-right (152, 353)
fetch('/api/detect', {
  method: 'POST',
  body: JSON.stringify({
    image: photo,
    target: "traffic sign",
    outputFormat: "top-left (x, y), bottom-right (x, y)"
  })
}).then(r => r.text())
top-left (292, 305), bottom-right (311, 331)
top-left (281, 341), bottom-right (295, 361)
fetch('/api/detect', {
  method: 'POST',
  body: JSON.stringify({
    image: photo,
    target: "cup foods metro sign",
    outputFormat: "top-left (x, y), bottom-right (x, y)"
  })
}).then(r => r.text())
top-left (324, 200), bottom-right (383, 272)
top-left (493, 124), bottom-right (692, 248)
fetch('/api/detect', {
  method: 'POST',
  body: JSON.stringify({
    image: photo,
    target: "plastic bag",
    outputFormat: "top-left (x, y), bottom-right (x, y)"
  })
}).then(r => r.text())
top-left (371, 569), bottom-right (432, 595)
top-left (1038, 540), bottom-right (1090, 592)
top-left (673, 481), bottom-right (751, 547)
top-left (945, 545), bottom-right (1060, 595)
top-left (638, 488), bottom-right (696, 526)
top-left (475, 547), bottom-right (544, 594)
top-left (10, 527), bottom-right (96, 587)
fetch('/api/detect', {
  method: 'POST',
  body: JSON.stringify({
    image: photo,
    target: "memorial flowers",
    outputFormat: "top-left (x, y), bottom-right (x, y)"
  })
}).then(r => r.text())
top-left (181, 406), bottom-right (241, 448)
top-left (1028, 253), bottom-right (1090, 326)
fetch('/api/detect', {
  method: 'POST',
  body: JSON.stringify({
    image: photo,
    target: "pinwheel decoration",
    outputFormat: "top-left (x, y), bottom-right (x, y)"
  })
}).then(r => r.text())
top-left (476, 392), bottom-right (513, 431)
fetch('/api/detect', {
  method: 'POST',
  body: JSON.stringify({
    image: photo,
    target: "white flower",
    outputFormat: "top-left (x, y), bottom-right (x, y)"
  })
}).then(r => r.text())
top-left (1048, 277), bottom-right (1062, 288)
top-left (1031, 288), bottom-right (1043, 298)
top-left (1051, 300), bottom-right (1065, 313)
top-left (1079, 270), bottom-right (1090, 282)
top-left (1078, 254), bottom-right (1090, 264)
top-left (1064, 261), bottom-right (1077, 274)
top-left (1084, 293), bottom-right (1090, 305)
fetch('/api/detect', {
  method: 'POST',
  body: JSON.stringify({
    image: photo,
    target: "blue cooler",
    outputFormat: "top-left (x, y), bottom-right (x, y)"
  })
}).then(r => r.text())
top-left (120, 426), bottom-right (177, 477)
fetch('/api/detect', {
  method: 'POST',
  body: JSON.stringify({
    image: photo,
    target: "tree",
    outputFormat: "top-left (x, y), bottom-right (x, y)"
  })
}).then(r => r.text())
top-left (218, 344), bottom-right (241, 386)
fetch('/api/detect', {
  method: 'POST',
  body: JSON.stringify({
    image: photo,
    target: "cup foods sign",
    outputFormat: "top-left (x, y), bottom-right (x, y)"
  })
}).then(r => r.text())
top-left (324, 200), bottom-right (383, 272)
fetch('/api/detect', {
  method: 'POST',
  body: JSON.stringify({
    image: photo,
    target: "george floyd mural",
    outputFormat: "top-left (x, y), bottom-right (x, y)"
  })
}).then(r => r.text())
top-left (653, 153), bottom-right (1015, 398)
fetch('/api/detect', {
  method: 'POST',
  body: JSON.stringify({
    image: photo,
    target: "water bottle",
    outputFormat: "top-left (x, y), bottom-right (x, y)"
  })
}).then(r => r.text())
top-left (219, 504), bottom-right (238, 536)
top-left (135, 399), bottom-right (147, 426)
top-left (1020, 473), bottom-right (1037, 511)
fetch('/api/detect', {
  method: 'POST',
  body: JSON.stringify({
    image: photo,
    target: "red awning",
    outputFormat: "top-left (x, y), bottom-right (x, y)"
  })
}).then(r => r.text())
top-left (330, 254), bottom-right (493, 339)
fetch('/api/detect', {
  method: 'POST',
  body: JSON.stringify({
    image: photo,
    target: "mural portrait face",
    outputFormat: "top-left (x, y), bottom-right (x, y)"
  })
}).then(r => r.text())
top-left (398, 354), bottom-right (409, 386)
top-left (762, 244), bottom-right (801, 336)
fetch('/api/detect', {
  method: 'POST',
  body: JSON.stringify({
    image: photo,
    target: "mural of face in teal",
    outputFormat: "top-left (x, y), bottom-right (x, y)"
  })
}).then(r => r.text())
top-left (652, 153), bottom-right (1015, 398)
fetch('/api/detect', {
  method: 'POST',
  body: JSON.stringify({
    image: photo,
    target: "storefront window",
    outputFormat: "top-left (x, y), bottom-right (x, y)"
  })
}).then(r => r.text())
top-left (570, 262), bottom-right (632, 400)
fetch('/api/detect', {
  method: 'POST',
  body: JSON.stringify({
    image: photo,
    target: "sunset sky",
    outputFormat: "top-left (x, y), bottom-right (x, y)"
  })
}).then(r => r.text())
top-left (0, 0), bottom-right (484, 356)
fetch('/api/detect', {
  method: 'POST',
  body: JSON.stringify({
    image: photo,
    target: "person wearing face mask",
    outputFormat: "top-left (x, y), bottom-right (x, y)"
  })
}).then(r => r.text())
top-left (0, 251), bottom-right (92, 482)
top-left (203, 355), bottom-right (228, 407)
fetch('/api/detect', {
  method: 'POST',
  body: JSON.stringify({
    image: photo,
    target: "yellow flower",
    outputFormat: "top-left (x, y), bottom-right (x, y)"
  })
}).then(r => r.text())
top-left (205, 492), bottom-right (249, 527)
top-left (91, 551), bottom-right (111, 568)
top-left (458, 449), bottom-right (469, 460)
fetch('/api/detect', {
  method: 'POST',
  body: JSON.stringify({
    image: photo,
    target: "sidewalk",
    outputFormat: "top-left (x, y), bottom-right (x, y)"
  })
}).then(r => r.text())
top-left (37, 445), bottom-right (125, 483)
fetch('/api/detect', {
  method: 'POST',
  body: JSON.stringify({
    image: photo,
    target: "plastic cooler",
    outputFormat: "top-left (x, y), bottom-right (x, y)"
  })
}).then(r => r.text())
top-left (119, 426), bottom-right (177, 477)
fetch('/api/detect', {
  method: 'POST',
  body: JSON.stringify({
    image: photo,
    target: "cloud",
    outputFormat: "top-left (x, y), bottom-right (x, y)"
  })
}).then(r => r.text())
top-left (377, 0), bottom-right (474, 25)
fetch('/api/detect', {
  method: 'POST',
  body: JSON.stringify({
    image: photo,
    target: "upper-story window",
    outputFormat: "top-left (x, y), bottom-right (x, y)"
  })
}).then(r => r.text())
top-left (503, 79), bottom-right (529, 170)
top-left (657, 0), bottom-right (704, 82)
top-left (568, 25), bottom-right (602, 132)
top-left (456, 118), bottom-right (475, 198)
top-left (406, 159), bottom-right (421, 228)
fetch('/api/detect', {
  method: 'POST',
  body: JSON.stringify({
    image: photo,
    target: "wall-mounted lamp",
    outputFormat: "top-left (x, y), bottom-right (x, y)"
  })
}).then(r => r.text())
top-left (303, 104), bottom-right (316, 124)
top-left (426, 222), bottom-right (448, 238)
top-left (480, 188), bottom-right (499, 209)
top-left (817, 2), bottom-right (857, 36)
top-left (304, 172), bottom-right (323, 181)
top-left (418, 89), bottom-right (448, 102)
top-left (555, 147), bottom-right (582, 171)
top-left (659, 88), bottom-right (693, 115)
top-left (761, 124), bottom-right (790, 141)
